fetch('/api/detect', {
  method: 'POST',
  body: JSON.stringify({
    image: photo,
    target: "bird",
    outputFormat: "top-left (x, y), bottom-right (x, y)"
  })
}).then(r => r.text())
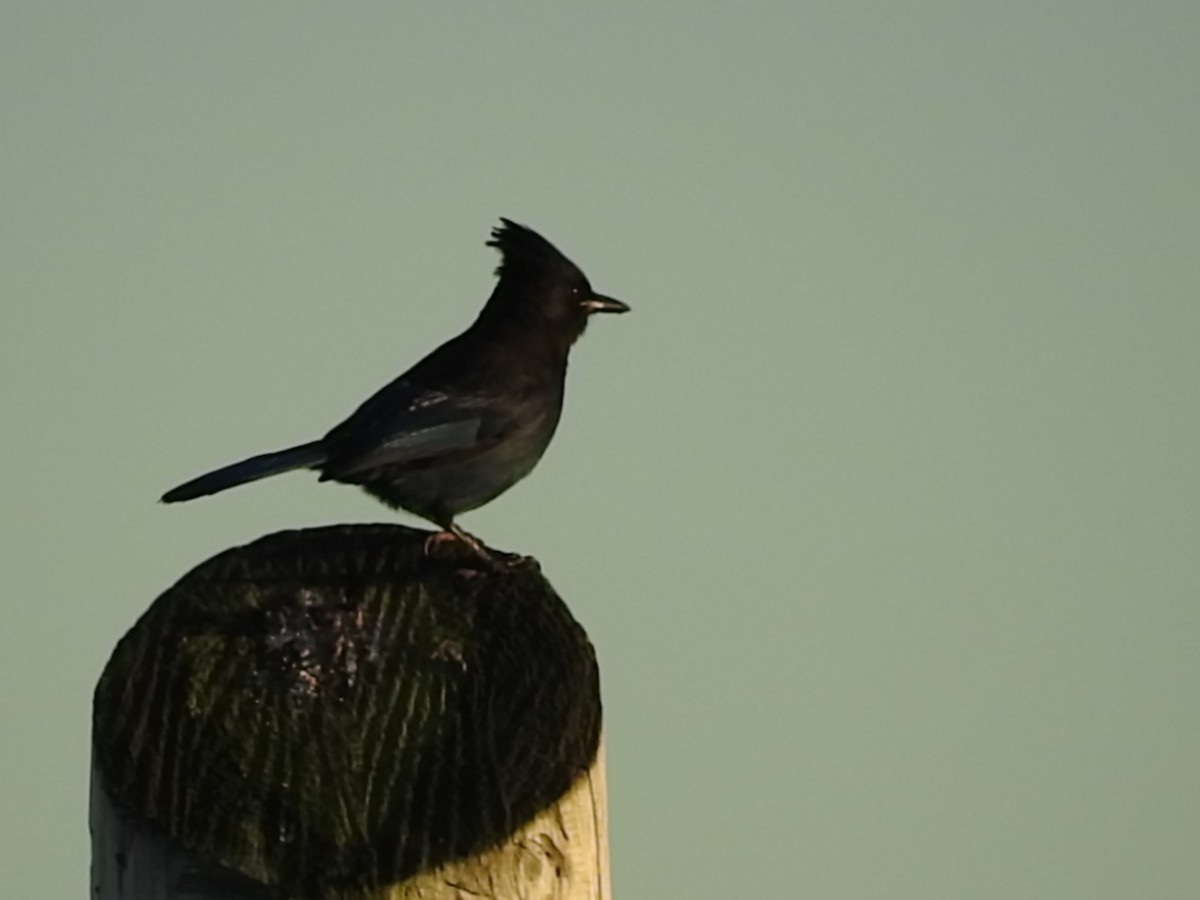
top-left (161, 218), bottom-right (629, 560)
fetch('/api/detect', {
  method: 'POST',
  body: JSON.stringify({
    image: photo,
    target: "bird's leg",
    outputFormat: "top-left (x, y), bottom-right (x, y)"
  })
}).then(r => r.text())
top-left (453, 525), bottom-right (538, 571)
top-left (422, 518), bottom-right (497, 565)
top-left (423, 513), bottom-right (535, 571)
top-left (447, 523), bottom-right (495, 562)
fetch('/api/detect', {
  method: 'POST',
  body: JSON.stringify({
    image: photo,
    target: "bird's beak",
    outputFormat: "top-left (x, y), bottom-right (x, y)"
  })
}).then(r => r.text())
top-left (581, 294), bottom-right (631, 315)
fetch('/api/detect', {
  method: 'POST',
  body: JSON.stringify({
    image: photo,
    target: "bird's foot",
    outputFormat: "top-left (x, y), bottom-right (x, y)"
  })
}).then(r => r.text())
top-left (423, 526), bottom-right (536, 573)
top-left (425, 525), bottom-right (503, 570)
top-left (423, 529), bottom-right (465, 554)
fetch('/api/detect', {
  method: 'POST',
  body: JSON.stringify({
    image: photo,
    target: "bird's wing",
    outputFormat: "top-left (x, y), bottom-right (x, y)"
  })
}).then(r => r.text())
top-left (322, 381), bottom-right (502, 478)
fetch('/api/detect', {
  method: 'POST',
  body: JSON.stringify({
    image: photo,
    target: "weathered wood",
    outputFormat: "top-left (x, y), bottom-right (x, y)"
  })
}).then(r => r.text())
top-left (91, 525), bottom-right (608, 899)
top-left (90, 744), bottom-right (610, 899)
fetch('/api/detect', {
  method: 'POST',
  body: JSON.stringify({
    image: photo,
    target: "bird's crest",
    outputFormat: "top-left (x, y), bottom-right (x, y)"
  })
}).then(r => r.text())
top-left (487, 218), bottom-right (582, 282)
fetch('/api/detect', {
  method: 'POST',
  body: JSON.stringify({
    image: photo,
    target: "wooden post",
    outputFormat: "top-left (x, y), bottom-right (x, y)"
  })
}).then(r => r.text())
top-left (91, 525), bottom-right (609, 900)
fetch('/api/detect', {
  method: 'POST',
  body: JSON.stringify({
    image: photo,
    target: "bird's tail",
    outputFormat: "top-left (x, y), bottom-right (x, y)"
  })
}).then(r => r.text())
top-left (161, 441), bottom-right (327, 503)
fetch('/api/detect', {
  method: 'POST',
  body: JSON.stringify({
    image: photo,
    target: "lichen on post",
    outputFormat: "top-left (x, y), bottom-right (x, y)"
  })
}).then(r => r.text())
top-left (91, 524), bottom-right (608, 900)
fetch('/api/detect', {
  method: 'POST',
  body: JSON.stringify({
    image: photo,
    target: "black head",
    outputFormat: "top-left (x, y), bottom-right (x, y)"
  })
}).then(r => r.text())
top-left (479, 218), bottom-right (628, 346)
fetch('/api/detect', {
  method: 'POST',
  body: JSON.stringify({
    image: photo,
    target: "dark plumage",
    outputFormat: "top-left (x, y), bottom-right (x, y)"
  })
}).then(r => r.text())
top-left (161, 219), bottom-right (628, 557)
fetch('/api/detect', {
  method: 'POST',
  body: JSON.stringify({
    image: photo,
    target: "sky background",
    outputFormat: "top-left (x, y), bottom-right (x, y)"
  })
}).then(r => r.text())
top-left (2, 4), bottom-right (1198, 898)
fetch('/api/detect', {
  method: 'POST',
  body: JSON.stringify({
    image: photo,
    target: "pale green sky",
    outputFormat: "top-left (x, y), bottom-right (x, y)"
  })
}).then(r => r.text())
top-left (2, 4), bottom-right (1198, 898)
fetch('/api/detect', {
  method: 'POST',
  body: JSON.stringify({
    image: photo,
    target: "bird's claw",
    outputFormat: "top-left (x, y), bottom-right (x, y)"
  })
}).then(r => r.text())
top-left (422, 527), bottom-right (537, 574)
top-left (423, 530), bottom-right (463, 555)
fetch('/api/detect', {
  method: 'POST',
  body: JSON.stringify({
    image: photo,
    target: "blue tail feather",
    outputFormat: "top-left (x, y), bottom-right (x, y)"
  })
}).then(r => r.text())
top-left (161, 441), bottom-right (327, 503)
